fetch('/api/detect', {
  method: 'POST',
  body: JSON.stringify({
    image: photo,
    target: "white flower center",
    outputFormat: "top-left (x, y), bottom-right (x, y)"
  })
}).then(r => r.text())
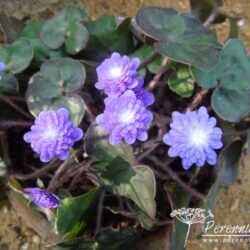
top-left (189, 128), bottom-right (208, 147)
top-left (43, 127), bottom-right (58, 140)
top-left (109, 67), bottom-right (122, 78)
top-left (118, 110), bottom-right (135, 124)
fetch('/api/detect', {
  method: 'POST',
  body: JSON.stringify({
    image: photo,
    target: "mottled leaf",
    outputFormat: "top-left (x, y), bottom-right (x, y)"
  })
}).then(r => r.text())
top-left (136, 7), bottom-right (222, 70)
top-left (192, 39), bottom-right (250, 122)
top-left (19, 20), bottom-right (65, 64)
top-left (26, 57), bottom-right (85, 125)
top-left (0, 39), bottom-right (33, 73)
top-left (84, 123), bottom-right (134, 164)
top-left (92, 161), bottom-right (156, 218)
top-left (40, 6), bottom-right (89, 55)
top-left (0, 71), bottom-right (18, 94)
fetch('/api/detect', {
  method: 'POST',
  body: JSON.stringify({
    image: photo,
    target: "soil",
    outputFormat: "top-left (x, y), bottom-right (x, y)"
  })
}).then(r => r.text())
top-left (0, 0), bottom-right (250, 250)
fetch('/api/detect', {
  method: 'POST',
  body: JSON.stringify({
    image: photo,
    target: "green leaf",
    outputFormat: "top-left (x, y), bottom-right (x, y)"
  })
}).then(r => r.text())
top-left (40, 6), bottom-right (89, 55)
top-left (26, 57), bottom-right (85, 125)
top-left (136, 7), bottom-right (222, 70)
top-left (84, 123), bottom-right (134, 164)
top-left (216, 140), bottom-right (243, 186)
top-left (204, 140), bottom-right (243, 211)
top-left (0, 39), bottom-right (33, 73)
top-left (212, 88), bottom-right (250, 122)
top-left (168, 65), bottom-right (195, 97)
top-left (192, 39), bottom-right (250, 122)
top-left (92, 160), bottom-right (156, 218)
top-left (114, 165), bottom-right (156, 218)
top-left (56, 188), bottom-right (100, 238)
top-left (165, 182), bottom-right (192, 250)
top-left (84, 16), bottom-right (134, 60)
top-left (130, 45), bottom-right (162, 73)
top-left (0, 71), bottom-right (18, 94)
top-left (48, 227), bottom-right (136, 250)
top-left (19, 20), bottom-right (65, 64)
top-left (92, 157), bottom-right (136, 185)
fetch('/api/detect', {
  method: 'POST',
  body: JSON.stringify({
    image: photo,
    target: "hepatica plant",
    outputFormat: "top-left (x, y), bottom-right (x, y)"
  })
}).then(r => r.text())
top-left (0, 3), bottom-right (249, 249)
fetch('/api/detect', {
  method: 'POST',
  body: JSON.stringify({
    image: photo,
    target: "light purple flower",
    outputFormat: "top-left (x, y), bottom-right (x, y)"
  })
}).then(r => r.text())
top-left (0, 61), bottom-right (6, 81)
top-left (0, 61), bottom-right (5, 71)
top-left (96, 90), bottom-right (153, 145)
top-left (25, 188), bottom-right (60, 208)
top-left (132, 78), bottom-right (154, 107)
top-left (95, 52), bottom-right (140, 97)
top-left (163, 106), bottom-right (223, 170)
top-left (23, 108), bottom-right (83, 162)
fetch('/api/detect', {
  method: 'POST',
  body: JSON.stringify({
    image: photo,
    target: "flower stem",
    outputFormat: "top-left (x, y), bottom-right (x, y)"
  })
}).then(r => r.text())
top-left (184, 223), bottom-right (191, 247)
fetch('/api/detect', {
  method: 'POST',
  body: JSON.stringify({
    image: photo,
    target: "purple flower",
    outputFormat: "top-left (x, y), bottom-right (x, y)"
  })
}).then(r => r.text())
top-left (132, 78), bottom-right (154, 107)
top-left (95, 52), bottom-right (140, 97)
top-left (0, 61), bottom-right (6, 81)
top-left (25, 188), bottom-right (60, 208)
top-left (163, 106), bottom-right (223, 170)
top-left (23, 108), bottom-right (83, 162)
top-left (96, 90), bottom-right (153, 145)
top-left (0, 61), bottom-right (5, 71)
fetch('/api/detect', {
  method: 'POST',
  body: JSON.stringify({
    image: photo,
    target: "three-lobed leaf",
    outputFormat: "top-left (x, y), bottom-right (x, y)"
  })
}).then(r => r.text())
top-left (0, 38), bottom-right (33, 73)
top-left (26, 57), bottom-right (86, 125)
top-left (19, 20), bottom-right (65, 64)
top-left (192, 39), bottom-right (250, 122)
top-left (136, 7), bottom-right (222, 70)
top-left (40, 6), bottom-right (89, 55)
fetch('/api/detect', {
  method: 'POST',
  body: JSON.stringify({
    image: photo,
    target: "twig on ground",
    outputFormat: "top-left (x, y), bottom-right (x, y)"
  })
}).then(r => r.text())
top-left (138, 51), bottom-right (159, 70)
top-left (0, 93), bottom-right (33, 120)
top-left (83, 101), bottom-right (96, 123)
top-left (146, 57), bottom-right (169, 91)
top-left (203, 6), bottom-right (222, 28)
top-left (186, 88), bottom-right (208, 112)
top-left (0, 120), bottom-right (32, 128)
top-left (13, 159), bottom-right (59, 181)
top-left (136, 137), bottom-right (161, 163)
top-left (94, 190), bottom-right (106, 236)
top-left (47, 155), bottom-right (77, 191)
top-left (68, 159), bottom-right (94, 191)
top-left (148, 155), bottom-right (206, 201)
